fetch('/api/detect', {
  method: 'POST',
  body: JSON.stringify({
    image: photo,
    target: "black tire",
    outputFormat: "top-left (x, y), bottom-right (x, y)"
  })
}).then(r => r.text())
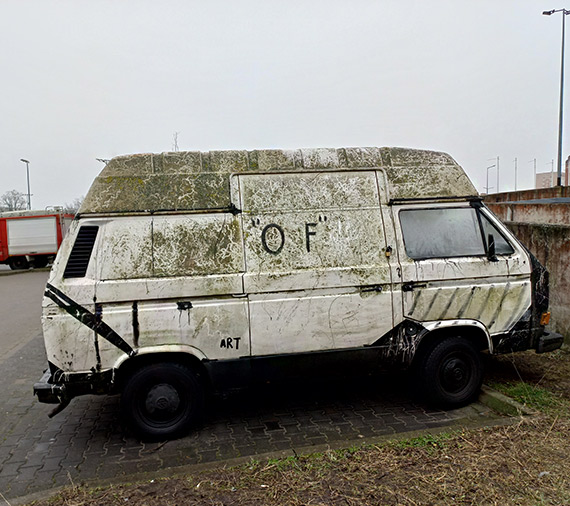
top-left (418, 337), bottom-right (483, 408)
top-left (8, 256), bottom-right (29, 270)
top-left (32, 256), bottom-right (49, 268)
top-left (120, 362), bottom-right (204, 441)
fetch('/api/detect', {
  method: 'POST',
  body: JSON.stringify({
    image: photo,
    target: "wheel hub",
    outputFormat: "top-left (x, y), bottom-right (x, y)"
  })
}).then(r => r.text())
top-left (442, 357), bottom-right (469, 392)
top-left (145, 383), bottom-right (180, 414)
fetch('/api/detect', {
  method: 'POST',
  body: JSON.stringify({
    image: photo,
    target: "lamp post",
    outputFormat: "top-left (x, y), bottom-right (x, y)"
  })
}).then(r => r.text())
top-left (485, 164), bottom-right (496, 194)
top-left (20, 159), bottom-right (31, 210)
top-left (543, 8), bottom-right (570, 187)
top-left (496, 157), bottom-right (500, 193)
top-left (529, 158), bottom-right (537, 188)
top-left (488, 156), bottom-right (500, 192)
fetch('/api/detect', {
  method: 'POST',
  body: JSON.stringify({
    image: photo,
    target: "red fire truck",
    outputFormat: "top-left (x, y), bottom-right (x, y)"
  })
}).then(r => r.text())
top-left (0, 210), bottom-right (74, 270)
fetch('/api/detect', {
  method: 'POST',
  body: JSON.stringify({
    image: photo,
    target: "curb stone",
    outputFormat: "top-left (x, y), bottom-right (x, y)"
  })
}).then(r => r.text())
top-left (478, 385), bottom-right (538, 417)
top-left (0, 267), bottom-right (50, 277)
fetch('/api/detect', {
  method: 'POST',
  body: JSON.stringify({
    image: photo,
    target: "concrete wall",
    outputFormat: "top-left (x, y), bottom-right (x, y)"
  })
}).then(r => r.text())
top-left (485, 187), bottom-right (570, 341)
top-left (485, 186), bottom-right (570, 203)
top-left (506, 222), bottom-right (570, 340)
top-left (489, 201), bottom-right (570, 226)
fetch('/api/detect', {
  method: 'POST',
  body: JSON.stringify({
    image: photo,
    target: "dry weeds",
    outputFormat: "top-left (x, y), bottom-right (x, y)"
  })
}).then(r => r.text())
top-left (27, 416), bottom-right (570, 506)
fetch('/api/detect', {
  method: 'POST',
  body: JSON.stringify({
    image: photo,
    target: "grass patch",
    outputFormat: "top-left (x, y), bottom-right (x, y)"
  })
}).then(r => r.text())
top-left (389, 431), bottom-right (455, 451)
top-left (491, 381), bottom-right (570, 416)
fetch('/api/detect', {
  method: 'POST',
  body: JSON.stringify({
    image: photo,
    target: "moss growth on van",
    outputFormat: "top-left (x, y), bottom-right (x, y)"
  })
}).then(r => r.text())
top-left (153, 215), bottom-right (242, 277)
top-left (79, 147), bottom-right (478, 215)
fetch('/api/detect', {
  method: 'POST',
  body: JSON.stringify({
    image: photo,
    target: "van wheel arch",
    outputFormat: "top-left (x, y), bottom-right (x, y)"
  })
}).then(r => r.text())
top-left (114, 352), bottom-right (210, 393)
top-left (413, 326), bottom-right (489, 363)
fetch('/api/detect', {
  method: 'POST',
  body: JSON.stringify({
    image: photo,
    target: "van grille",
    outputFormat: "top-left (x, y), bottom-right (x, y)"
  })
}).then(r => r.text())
top-left (63, 226), bottom-right (99, 278)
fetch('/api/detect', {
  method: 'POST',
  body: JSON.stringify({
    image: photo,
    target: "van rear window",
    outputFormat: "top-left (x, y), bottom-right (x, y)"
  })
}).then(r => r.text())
top-left (399, 208), bottom-right (485, 260)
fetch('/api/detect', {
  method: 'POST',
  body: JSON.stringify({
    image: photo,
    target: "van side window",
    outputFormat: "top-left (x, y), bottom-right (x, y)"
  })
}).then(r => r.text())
top-left (480, 213), bottom-right (514, 255)
top-left (399, 208), bottom-right (485, 260)
top-left (63, 226), bottom-right (99, 278)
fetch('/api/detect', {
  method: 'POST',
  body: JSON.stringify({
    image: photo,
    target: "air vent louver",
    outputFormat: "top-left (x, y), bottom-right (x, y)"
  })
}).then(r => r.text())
top-left (63, 226), bottom-right (99, 278)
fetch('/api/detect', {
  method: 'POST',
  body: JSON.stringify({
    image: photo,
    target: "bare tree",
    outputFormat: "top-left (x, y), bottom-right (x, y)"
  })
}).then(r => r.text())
top-left (0, 190), bottom-right (27, 211)
top-left (63, 196), bottom-right (84, 214)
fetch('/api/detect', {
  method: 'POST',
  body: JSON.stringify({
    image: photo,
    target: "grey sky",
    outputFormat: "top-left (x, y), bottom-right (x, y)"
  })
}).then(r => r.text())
top-left (0, 1), bottom-right (566, 209)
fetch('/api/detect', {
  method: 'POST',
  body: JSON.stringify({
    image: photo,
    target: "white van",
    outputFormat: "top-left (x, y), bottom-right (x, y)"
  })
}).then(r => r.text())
top-left (34, 147), bottom-right (563, 439)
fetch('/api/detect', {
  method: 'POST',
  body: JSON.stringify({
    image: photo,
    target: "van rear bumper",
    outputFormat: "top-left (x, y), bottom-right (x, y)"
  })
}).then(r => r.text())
top-left (536, 331), bottom-right (564, 354)
top-left (34, 369), bottom-right (66, 404)
top-left (34, 365), bottom-right (114, 404)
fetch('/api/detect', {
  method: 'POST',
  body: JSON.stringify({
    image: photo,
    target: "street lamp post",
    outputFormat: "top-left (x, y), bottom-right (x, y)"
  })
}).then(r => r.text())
top-left (20, 159), bottom-right (31, 210)
top-left (529, 158), bottom-right (537, 188)
top-left (486, 164), bottom-right (496, 194)
top-left (495, 157), bottom-right (500, 193)
top-left (543, 8), bottom-right (570, 187)
top-left (488, 156), bottom-right (500, 192)
top-left (514, 157), bottom-right (518, 191)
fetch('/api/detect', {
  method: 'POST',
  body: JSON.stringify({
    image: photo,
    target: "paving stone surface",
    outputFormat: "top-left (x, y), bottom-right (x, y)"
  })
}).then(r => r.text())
top-left (0, 333), bottom-right (506, 501)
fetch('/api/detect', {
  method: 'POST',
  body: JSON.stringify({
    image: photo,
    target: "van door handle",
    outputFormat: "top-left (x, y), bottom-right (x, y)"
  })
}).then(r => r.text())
top-left (402, 282), bottom-right (427, 292)
top-left (360, 284), bottom-right (383, 293)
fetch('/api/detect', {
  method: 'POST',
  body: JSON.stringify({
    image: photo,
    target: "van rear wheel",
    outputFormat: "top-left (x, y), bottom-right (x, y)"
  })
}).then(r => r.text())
top-left (418, 336), bottom-right (483, 407)
top-left (121, 362), bottom-right (204, 441)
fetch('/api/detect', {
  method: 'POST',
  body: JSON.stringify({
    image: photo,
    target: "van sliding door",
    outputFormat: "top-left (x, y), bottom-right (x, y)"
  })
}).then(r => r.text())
top-left (233, 170), bottom-right (394, 359)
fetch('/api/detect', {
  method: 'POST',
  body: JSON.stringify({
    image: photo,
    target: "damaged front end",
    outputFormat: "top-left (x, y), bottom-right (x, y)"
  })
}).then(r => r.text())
top-left (492, 251), bottom-right (563, 354)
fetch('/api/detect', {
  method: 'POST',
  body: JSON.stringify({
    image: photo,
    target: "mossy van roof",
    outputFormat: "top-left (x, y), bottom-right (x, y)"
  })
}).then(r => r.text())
top-left (79, 147), bottom-right (478, 214)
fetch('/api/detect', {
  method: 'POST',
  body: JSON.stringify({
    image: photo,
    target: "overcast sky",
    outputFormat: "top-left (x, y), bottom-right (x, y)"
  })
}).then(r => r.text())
top-left (0, 1), bottom-right (567, 209)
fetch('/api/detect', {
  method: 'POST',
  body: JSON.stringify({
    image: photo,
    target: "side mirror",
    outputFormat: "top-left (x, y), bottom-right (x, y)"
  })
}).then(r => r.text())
top-left (487, 233), bottom-right (498, 262)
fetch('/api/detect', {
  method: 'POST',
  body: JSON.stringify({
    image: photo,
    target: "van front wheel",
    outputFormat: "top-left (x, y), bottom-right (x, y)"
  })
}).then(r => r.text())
top-left (418, 337), bottom-right (483, 407)
top-left (121, 362), bottom-right (204, 441)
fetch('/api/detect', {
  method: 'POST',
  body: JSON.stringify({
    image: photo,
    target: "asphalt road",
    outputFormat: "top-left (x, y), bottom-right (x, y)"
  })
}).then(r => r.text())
top-left (0, 269), bottom-right (507, 502)
top-left (0, 269), bottom-right (48, 361)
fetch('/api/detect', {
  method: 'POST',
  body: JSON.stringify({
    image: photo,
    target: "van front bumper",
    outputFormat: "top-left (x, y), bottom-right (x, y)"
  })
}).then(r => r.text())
top-left (536, 331), bottom-right (564, 354)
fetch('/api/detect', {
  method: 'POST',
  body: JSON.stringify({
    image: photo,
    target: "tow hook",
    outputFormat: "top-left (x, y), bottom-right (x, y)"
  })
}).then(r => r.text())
top-left (48, 398), bottom-right (71, 418)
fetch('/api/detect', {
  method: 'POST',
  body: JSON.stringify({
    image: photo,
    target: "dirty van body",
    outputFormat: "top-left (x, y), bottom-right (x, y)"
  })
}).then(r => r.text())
top-left (34, 147), bottom-right (563, 440)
